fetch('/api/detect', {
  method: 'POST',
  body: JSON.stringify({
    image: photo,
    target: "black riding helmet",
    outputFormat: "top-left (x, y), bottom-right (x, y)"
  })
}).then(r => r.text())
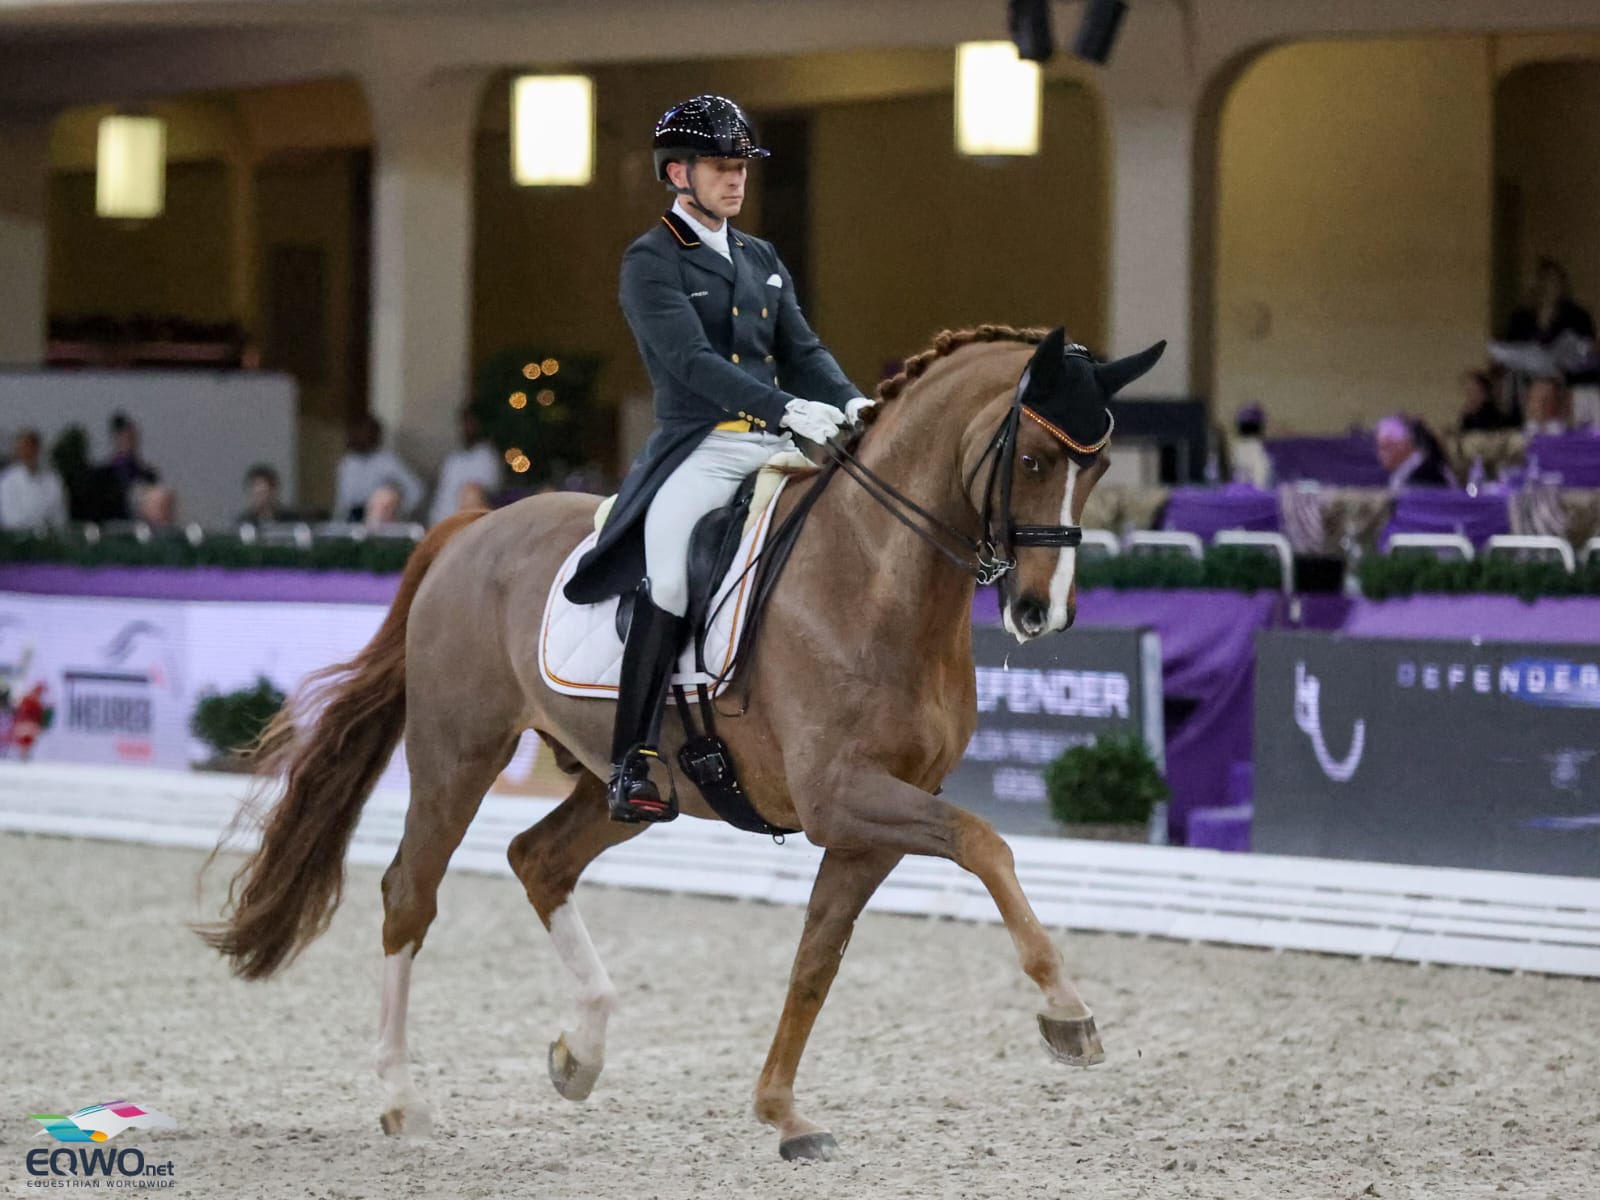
top-left (652, 94), bottom-right (770, 183)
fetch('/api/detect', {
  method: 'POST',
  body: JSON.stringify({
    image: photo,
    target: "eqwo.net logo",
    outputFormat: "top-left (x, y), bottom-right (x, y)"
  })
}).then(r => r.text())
top-left (25, 1102), bottom-right (176, 1188)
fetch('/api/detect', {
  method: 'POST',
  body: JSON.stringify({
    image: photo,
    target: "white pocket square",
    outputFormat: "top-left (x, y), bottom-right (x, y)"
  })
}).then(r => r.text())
top-left (765, 273), bottom-right (783, 287)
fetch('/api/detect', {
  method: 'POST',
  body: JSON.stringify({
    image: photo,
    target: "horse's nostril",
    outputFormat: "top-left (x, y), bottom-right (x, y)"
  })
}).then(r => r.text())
top-left (1017, 597), bottom-right (1048, 630)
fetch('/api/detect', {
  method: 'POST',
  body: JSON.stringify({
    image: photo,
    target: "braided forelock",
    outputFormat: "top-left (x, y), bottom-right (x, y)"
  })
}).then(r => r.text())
top-left (864, 325), bottom-right (1052, 424)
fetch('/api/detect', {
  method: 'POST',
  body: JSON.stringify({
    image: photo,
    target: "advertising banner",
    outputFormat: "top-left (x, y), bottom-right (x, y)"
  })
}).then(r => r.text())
top-left (1255, 631), bottom-right (1600, 876)
top-left (3, 592), bottom-right (1163, 837)
top-left (940, 626), bottom-right (1164, 836)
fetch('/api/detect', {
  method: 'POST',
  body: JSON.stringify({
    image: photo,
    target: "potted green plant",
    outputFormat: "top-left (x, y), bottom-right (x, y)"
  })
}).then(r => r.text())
top-left (1043, 732), bottom-right (1170, 842)
top-left (189, 676), bottom-right (285, 772)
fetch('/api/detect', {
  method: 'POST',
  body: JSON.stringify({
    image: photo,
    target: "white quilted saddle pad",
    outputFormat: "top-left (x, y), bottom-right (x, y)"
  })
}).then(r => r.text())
top-left (539, 474), bottom-right (792, 701)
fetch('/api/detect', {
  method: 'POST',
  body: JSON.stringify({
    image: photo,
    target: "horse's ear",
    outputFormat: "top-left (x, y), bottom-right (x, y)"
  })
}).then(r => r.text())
top-left (1094, 340), bottom-right (1166, 396)
top-left (1020, 327), bottom-right (1068, 405)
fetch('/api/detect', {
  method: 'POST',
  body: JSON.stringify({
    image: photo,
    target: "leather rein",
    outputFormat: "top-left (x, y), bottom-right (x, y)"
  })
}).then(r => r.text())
top-left (821, 365), bottom-right (1086, 587)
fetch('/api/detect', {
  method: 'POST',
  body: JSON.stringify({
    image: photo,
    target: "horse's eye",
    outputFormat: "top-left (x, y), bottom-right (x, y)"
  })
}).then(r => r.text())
top-left (1021, 454), bottom-right (1041, 473)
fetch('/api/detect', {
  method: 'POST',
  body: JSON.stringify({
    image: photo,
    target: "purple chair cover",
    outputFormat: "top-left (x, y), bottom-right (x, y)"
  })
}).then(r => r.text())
top-left (1526, 433), bottom-right (1600, 486)
top-left (1264, 435), bottom-right (1388, 486)
top-left (1381, 489), bottom-right (1511, 548)
top-left (1162, 484), bottom-right (1282, 538)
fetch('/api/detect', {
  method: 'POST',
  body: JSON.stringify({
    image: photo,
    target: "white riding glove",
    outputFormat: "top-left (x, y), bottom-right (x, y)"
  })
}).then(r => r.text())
top-left (781, 397), bottom-right (849, 443)
top-left (845, 396), bottom-right (877, 426)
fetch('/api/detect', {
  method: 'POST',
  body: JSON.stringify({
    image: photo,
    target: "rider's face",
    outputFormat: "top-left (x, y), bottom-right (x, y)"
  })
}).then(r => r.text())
top-left (687, 158), bottom-right (747, 220)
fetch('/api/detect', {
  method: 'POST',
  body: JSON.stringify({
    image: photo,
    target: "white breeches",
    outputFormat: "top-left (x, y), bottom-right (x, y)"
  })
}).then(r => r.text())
top-left (644, 429), bottom-right (791, 617)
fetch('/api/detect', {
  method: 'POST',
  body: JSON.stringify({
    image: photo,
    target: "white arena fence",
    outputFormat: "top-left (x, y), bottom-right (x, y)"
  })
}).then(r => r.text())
top-left (3, 762), bottom-right (1597, 979)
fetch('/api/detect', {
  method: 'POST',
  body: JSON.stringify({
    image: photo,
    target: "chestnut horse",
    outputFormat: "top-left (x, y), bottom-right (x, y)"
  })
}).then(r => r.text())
top-left (201, 325), bottom-right (1151, 1161)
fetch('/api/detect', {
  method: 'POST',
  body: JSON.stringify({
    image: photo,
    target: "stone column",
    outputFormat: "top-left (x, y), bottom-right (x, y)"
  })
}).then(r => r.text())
top-left (0, 115), bottom-right (51, 365)
top-left (364, 70), bottom-right (484, 477)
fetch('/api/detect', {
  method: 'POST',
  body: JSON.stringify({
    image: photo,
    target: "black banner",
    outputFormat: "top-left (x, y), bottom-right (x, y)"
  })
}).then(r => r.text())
top-left (942, 626), bottom-right (1164, 836)
top-left (1254, 631), bottom-right (1600, 876)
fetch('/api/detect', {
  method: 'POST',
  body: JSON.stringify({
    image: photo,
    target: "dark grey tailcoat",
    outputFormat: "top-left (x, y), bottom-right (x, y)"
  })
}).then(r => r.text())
top-left (563, 209), bottom-right (859, 604)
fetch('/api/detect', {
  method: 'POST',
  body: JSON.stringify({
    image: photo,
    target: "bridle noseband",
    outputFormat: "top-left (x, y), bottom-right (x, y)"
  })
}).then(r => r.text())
top-left (823, 362), bottom-right (1096, 586)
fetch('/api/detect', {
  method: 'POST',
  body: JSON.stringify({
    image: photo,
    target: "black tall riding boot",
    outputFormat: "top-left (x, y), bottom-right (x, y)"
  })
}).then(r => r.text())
top-left (607, 593), bottom-right (688, 823)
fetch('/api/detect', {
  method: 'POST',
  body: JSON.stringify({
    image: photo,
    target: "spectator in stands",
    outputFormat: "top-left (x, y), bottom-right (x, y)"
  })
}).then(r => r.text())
top-left (104, 412), bottom-right (159, 493)
top-left (1522, 374), bottom-right (1573, 438)
top-left (1228, 403), bottom-right (1272, 488)
top-left (362, 481), bottom-right (406, 531)
top-left (333, 414), bottom-right (424, 522)
top-left (1457, 369), bottom-right (1518, 432)
top-left (238, 463), bottom-right (295, 526)
top-left (454, 480), bottom-right (493, 513)
top-left (0, 429), bottom-right (68, 532)
top-left (131, 481), bottom-right (178, 530)
top-left (1377, 416), bottom-right (1455, 490)
top-left (428, 406), bottom-right (501, 527)
top-left (1506, 258), bottom-right (1595, 349)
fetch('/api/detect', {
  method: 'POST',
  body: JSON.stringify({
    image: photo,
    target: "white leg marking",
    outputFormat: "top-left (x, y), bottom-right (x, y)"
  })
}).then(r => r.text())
top-left (1046, 463), bottom-right (1080, 631)
top-left (375, 947), bottom-right (431, 1134)
top-left (549, 900), bottom-right (617, 1067)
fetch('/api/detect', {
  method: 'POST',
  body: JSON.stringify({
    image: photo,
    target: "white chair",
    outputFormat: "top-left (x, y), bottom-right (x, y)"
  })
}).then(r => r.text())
top-left (1482, 534), bottom-right (1576, 574)
top-left (1384, 533), bottom-right (1475, 561)
top-left (1213, 530), bottom-right (1294, 594)
top-left (1123, 530), bottom-right (1204, 560)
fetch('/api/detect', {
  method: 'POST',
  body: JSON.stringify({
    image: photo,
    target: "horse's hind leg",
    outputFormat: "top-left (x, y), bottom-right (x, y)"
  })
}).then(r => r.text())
top-left (376, 724), bottom-right (518, 1136)
top-left (507, 766), bottom-right (647, 1101)
top-left (754, 847), bottom-right (901, 1161)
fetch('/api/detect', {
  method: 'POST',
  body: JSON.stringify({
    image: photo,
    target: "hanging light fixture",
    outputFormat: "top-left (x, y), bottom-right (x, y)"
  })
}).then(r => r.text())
top-left (512, 75), bottom-right (594, 186)
top-left (955, 41), bottom-right (1041, 157)
top-left (96, 114), bottom-right (167, 219)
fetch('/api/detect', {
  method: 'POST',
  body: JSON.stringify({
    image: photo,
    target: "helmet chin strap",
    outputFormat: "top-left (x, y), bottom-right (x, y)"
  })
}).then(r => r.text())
top-left (667, 158), bottom-right (722, 225)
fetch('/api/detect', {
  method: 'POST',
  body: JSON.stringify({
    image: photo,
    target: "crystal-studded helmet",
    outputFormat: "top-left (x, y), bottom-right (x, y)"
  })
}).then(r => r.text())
top-left (652, 95), bottom-right (770, 181)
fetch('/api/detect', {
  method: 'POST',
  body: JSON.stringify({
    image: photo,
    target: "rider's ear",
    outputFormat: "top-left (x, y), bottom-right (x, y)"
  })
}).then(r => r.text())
top-left (1093, 340), bottom-right (1167, 396)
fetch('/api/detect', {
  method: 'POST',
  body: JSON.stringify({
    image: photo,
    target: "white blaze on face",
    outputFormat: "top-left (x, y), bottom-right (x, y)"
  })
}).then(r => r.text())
top-left (1046, 462), bottom-right (1080, 631)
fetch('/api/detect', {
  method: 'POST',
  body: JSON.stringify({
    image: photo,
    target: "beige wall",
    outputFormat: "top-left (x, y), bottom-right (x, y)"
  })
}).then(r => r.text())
top-left (1213, 38), bottom-right (1493, 434)
top-left (1496, 61), bottom-right (1600, 330)
top-left (812, 83), bottom-right (1107, 385)
top-left (49, 161), bottom-right (236, 321)
top-left (472, 64), bottom-right (1107, 414)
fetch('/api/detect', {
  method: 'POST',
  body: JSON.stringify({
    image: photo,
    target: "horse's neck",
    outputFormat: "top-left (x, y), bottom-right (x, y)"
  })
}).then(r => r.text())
top-left (804, 396), bottom-right (982, 644)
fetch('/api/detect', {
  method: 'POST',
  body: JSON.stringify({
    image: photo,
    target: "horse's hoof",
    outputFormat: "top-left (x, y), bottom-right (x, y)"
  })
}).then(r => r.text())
top-left (548, 1033), bottom-right (602, 1101)
top-left (779, 1131), bottom-right (840, 1162)
top-left (1038, 1011), bottom-right (1105, 1066)
top-left (378, 1104), bottom-right (432, 1137)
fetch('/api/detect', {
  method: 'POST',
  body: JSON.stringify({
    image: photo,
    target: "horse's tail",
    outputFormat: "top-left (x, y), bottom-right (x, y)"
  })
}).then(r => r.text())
top-left (196, 510), bottom-right (487, 980)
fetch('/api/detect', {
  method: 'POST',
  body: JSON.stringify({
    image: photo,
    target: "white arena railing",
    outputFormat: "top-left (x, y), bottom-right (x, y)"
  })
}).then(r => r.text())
top-left (3, 762), bottom-right (1598, 978)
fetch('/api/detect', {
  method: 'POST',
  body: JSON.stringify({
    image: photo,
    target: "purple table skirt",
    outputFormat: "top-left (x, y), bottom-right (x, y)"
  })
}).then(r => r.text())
top-left (1382, 489), bottom-right (1511, 547)
top-left (0, 564), bottom-right (402, 605)
top-left (1265, 435), bottom-right (1389, 487)
top-left (1162, 484), bottom-right (1281, 538)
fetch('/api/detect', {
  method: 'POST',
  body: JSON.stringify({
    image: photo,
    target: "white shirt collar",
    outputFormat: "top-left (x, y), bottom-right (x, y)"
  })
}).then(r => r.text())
top-left (673, 198), bottom-right (731, 262)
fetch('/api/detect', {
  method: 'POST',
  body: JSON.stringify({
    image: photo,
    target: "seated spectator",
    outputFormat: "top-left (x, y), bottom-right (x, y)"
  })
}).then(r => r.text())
top-left (102, 412), bottom-right (160, 512)
top-left (1457, 369), bottom-right (1518, 433)
top-left (1506, 258), bottom-right (1596, 350)
top-left (1228, 403), bottom-right (1272, 488)
top-left (0, 429), bottom-right (68, 532)
top-left (362, 481), bottom-right (405, 530)
top-left (1376, 416), bottom-right (1455, 490)
top-left (238, 463), bottom-right (295, 526)
top-left (1522, 375), bottom-right (1573, 438)
top-left (131, 481), bottom-right (178, 530)
top-left (333, 414), bottom-right (424, 522)
top-left (428, 406), bottom-right (502, 526)
top-left (454, 481), bottom-right (493, 513)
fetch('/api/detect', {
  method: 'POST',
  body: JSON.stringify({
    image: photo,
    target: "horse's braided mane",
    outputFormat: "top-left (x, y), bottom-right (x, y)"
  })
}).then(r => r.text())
top-left (862, 324), bottom-right (1050, 425)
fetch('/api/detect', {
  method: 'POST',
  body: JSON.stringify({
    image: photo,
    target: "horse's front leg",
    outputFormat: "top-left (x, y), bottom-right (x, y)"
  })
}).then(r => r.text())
top-left (801, 765), bottom-right (1103, 1066)
top-left (754, 846), bottom-right (901, 1161)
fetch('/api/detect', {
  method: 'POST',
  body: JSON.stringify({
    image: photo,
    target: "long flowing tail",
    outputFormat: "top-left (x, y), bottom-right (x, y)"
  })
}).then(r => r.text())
top-left (196, 510), bottom-right (487, 980)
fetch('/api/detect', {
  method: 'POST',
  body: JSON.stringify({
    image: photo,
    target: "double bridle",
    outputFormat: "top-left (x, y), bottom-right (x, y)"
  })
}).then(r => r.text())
top-left (821, 365), bottom-right (1091, 587)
